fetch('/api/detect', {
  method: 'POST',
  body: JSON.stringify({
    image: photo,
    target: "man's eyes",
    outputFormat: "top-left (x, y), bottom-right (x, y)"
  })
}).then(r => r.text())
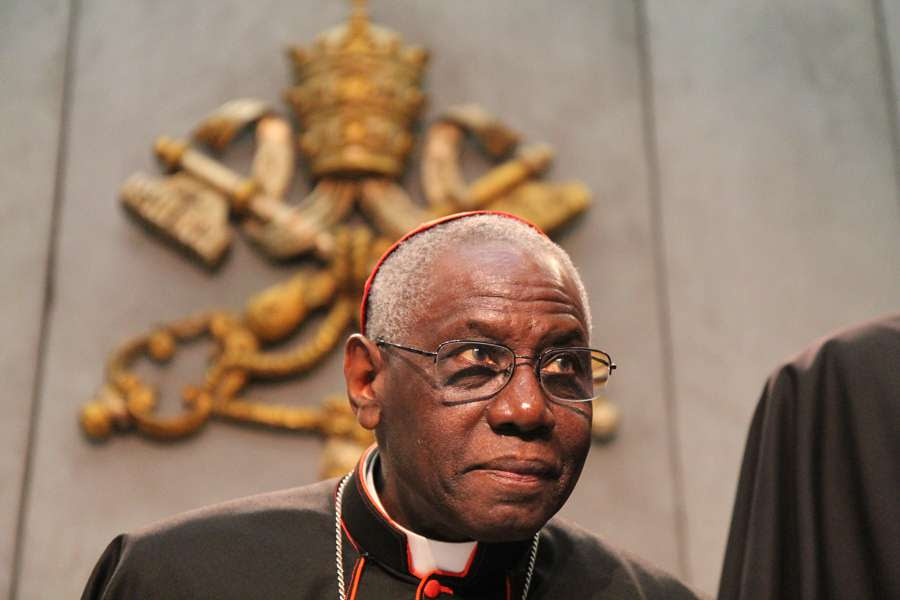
top-left (542, 353), bottom-right (579, 374)
top-left (462, 347), bottom-right (495, 363)
top-left (447, 345), bottom-right (502, 366)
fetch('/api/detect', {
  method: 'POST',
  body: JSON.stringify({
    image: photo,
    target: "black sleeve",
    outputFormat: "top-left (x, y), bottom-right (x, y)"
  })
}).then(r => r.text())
top-left (623, 555), bottom-right (706, 600)
top-left (80, 535), bottom-right (127, 600)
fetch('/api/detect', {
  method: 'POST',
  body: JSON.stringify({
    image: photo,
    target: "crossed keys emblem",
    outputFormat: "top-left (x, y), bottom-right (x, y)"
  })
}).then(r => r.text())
top-left (79, 2), bottom-right (620, 477)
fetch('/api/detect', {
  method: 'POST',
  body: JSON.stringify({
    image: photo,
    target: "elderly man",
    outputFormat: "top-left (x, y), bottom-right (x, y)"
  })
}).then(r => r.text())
top-left (83, 211), bottom-right (697, 599)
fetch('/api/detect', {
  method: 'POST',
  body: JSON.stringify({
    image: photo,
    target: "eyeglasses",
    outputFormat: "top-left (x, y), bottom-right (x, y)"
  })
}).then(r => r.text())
top-left (375, 338), bottom-right (615, 404)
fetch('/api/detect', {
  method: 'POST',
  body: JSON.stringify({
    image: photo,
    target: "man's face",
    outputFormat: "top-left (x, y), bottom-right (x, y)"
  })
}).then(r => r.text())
top-left (374, 240), bottom-right (593, 543)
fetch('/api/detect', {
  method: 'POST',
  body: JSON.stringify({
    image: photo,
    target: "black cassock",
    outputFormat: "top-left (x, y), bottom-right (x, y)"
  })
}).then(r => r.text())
top-left (83, 450), bottom-right (698, 599)
top-left (718, 314), bottom-right (900, 600)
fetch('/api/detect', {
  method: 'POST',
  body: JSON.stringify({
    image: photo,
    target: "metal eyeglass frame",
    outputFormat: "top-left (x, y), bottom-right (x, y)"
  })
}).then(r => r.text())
top-left (374, 338), bottom-right (616, 403)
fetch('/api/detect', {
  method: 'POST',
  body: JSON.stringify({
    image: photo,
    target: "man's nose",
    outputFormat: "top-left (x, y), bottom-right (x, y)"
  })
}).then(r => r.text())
top-left (485, 360), bottom-right (555, 436)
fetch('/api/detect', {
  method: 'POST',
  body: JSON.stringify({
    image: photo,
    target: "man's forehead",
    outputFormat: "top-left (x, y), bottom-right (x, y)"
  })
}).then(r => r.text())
top-left (415, 241), bottom-right (587, 335)
top-left (431, 239), bottom-right (570, 289)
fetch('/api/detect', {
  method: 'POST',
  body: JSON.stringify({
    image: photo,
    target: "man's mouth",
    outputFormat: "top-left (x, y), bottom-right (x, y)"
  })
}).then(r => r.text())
top-left (467, 458), bottom-right (559, 489)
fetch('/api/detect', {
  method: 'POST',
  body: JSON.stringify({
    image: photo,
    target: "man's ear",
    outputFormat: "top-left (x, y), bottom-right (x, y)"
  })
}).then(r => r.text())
top-left (344, 334), bottom-right (384, 430)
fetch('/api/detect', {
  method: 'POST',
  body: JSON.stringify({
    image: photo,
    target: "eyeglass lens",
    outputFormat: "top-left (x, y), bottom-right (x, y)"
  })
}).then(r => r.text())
top-left (434, 341), bottom-right (610, 403)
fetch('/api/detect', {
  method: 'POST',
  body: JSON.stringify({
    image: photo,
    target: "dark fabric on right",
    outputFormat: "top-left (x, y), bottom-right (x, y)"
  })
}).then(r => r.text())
top-left (718, 314), bottom-right (900, 600)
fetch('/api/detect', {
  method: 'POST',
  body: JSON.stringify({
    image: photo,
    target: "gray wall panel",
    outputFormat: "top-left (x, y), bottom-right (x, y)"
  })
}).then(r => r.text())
top-left (880, 0), bottom-right (900, 176)
top-left (0, 0), bottom-right (71, 596)
top-left (646, 0), bottom-right (900, 593)
top-left (15, 2), bottom-right (681, 597)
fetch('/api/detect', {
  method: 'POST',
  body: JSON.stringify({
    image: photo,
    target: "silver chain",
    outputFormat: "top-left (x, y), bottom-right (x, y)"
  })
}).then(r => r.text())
top-left (334, 473), bottom-right (540, 600)
top-left (521, 530), bottom-right (540, 599)
top-left (335, 474), bottom-right (352, 600)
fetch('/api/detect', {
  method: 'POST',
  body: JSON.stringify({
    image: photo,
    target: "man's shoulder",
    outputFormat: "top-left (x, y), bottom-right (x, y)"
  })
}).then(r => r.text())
top-left (82, 479), bottom-right (340, 599)
top-left (129, 477), bottom-right (337, 544)
top-left (542, 517), bottom-right (701, 599)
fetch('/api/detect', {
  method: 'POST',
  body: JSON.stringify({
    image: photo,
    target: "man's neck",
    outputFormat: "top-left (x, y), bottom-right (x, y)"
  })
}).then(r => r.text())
top-left (364, 451), bottom-right (477, 577)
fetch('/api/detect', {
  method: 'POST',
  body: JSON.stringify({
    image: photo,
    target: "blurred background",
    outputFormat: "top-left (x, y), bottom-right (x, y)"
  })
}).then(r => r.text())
top-left (2, 1), bottom-right (899, 597)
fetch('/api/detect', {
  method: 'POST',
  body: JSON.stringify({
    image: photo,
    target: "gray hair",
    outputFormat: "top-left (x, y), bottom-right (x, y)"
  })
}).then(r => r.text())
top-left (365, 214), bottom-right (592, 342)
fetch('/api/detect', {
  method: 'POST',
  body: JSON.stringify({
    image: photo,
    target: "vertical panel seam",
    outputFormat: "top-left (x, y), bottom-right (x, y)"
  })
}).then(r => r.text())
top-left (7, 0), bottom-right (82, 598)
top-left (872, 0), bottom-right (900, 213)
top-left (634, 0), bottom-right (691, 582)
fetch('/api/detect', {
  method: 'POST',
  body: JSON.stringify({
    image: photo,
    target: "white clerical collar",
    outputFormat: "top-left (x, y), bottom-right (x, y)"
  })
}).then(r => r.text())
top-left (364, 453), bottom-right (477, 577)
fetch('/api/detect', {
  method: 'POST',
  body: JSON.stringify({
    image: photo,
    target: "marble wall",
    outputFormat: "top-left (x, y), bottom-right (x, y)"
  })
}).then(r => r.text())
top-left (2, 1), bottom-right (898, 597)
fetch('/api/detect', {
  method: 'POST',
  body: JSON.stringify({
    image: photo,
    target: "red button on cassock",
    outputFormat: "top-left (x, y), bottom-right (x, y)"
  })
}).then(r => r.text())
top-left (423, 579), bottom-right (441, 598)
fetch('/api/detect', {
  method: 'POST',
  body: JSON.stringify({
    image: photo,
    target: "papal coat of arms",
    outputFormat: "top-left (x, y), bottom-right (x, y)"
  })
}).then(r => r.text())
top-left (79, 0), bottom-right (620, 477)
